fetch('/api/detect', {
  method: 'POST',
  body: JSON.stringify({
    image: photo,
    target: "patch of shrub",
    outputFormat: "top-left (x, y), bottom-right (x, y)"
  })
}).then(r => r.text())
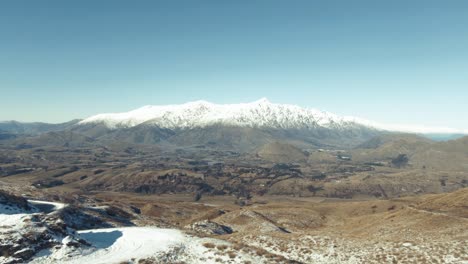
top-left (203, 242), bottom-right (216, 248)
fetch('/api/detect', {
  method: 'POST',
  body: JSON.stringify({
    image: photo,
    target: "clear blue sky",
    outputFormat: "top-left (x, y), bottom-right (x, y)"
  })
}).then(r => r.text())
top-left (1, 1), bottom-right (467, 128)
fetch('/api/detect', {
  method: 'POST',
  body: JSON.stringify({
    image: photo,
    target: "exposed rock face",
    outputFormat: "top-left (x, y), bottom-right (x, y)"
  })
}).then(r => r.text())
top-left (185, 220), bottom-right (233, 235)
top-left (0, 192), bottom-right (89, 264)
top-left (0, 214), bottom-right (87, 264)
top-left (0, 190), bottom-right (30, 210)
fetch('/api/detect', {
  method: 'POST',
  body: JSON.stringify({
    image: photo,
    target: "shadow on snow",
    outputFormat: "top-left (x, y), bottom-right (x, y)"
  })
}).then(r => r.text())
top-left (80, 230), bottom-right (123, 249)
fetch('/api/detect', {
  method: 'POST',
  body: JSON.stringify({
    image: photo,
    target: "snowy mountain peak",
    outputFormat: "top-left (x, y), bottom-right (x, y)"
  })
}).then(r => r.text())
top-left (79, 99), bottom-right (365, 130)
top-left (78, 99), bottom-right (468, 134)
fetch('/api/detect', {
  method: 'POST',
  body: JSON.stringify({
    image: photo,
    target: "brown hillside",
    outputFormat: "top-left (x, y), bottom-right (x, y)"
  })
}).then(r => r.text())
top-left (257, 141), bottom-right (307, 163)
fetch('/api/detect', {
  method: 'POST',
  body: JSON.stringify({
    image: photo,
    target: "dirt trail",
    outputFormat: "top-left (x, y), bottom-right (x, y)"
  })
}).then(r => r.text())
top-left (407, 205), bottom-right (468, 221)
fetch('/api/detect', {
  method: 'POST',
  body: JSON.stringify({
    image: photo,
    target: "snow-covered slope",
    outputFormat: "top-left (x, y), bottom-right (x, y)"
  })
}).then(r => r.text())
top-left (31, 227), bottom-right (264, 264)
top-left (79, 98), bottom-right (468, 134)
top-left (30, 227), bottom-right (186, 264)
top-left (79, 98), bottom-right (370, 130)
top-left (1, 195), bottom-right (265, 264)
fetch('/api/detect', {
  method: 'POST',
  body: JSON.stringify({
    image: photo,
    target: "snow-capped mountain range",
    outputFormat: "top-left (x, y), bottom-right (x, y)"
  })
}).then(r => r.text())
top-left (79, 98), bottom-right (466, 134)
top-left (80, 98), bottom-right (371, 130)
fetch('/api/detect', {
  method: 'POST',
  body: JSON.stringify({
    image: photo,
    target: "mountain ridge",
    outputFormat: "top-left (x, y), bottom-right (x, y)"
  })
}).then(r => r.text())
top-left (78, 98), bottom-right (374, 131)
top-left (78, 99), bottom-right (468, 135)
top-left (2, 100), bottom-right (467, 151)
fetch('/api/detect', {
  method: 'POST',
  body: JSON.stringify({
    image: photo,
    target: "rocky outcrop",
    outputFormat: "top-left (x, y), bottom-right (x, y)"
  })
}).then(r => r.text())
top-left (185, 220), bottom-right (233, 235)
top-left (0, 190), bottom-right (30, 210)
top-left (0, 192), bottom-right (89, 263)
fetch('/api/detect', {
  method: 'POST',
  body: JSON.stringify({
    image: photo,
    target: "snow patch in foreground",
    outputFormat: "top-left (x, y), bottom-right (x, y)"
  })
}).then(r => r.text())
top-left (0, 204), bottom-right (29, 226)
top-left (31, 227), bottom-right (186, 264)
top-left (30, 226), bottom-right (265, 264)
top-left (1, 199), bottom-right (65, 227)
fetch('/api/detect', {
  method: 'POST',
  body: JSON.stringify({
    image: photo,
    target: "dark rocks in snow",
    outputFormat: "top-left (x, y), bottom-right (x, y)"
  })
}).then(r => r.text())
top-left (12, 247), bottom-right (35, 260)
top-left (0, 190), bottom-right (30, 210)
top-left (56, 206), bottom-right (112, 230)
top-left (0, 214), bottom-right (88, 263)
top-left (0, 192), bottom-right (91, 263)
top-left (186, 220), bottom-right (233, 235)
top-left (130, 205), bottom-right (141, 214)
